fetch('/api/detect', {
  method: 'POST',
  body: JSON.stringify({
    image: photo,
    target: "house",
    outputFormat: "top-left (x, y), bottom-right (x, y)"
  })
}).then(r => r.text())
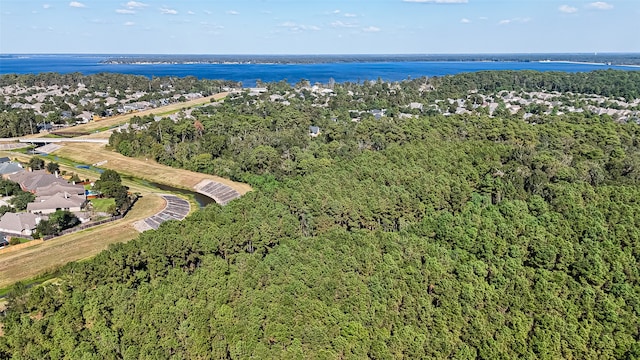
top-left (409, 102), bottom-right (423, 110)
top-left (0, 212), bottom-right (45, 236)
top-left (27, 192), bottom-right (87, 215)
top-left (270, 94), bottom-right (285, 102)
top-left (0, 162), bottom-right (23, 176)
top-left (35, 182), bottom-right (85, 198)
top-left (8, 170), bottom-right (68, 193)
top-left (37, 123), bottom-right (53, 132)
top-left (370, 109), bottom-right (385, 119)
top-left (248, 88), bottom-right (268, 96)
top-left (309, 126), bottom-right (321, 137)
top-left (75, 111), bottom-right (93, 124)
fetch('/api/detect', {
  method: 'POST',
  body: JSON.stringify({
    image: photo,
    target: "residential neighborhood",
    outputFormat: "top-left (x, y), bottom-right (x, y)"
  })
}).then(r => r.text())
top-left (0, 79), bottom-right (212, 134)
top-left (230, 81), bottom-right (640, 124)
top-left (0, 161), bottom-right (117, 242)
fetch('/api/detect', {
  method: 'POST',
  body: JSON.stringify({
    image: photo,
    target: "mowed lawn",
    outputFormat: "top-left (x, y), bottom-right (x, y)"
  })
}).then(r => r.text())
top-left (90, 198), bottom-right (115, 213)
top-left (53, 142), bottom-right (253, 195)
top-left (0, 193), bottom-right (166, 288)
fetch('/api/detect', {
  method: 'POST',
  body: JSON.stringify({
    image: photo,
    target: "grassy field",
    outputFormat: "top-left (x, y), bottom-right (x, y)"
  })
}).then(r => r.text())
top-left (53, 142), bottom-right (252, 195)
top-left (0, 193), bottom-right (165, 289)
top-left (90, 198), bottom-right (115, 212)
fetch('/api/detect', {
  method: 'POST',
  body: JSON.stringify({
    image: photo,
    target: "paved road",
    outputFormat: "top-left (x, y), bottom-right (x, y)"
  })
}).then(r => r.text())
top-left (19, 138), bottom-right (109, 144)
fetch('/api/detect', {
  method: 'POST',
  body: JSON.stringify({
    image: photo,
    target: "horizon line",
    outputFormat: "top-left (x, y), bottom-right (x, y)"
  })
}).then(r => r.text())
top-left (2, 52), bottom-right (640, 56)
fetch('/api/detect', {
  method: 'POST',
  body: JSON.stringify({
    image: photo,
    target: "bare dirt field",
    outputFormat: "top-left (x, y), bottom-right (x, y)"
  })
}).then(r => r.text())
top-left (0, 193), bottom-right (165, 288)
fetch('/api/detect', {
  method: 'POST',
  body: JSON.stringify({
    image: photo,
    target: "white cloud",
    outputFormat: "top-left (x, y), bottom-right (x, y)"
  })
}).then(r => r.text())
top-left (362, 26), bottom-right (381, 32)
top-left (333, 10), bottom-right (341, 14)
top-left (344, 13), bottom-right (357, 18)
top-left (226, 10), bottom-right (239, 15)
top-left (43, 4), bottom-right (51, 9)
top-left (116, 9), bottom-right (136, 14)
top-left (124, 21), bottom-right (135, 26)
top-left (160, 8), bottom-right (177, 15)
top-left (559, 5), bottom-right (578, 13)
top-left (331, 20), bottom-right (358, 28)
top-left (403, 0), bottom-right (468, 3)
top-left (460, 18), bottom-right (471, 23)
top-left (280, 22), bottom-right (321, 32)
top-left (498, 17), bottom-right (530, 25)
top-left (69, 2), bottom-right (86, 8)
top-left (187, 11), bottom-right (195, 15)
top-left (587, 2), bottom-right (613, 10)
top-left (126, 1), bottom-right (147, 8)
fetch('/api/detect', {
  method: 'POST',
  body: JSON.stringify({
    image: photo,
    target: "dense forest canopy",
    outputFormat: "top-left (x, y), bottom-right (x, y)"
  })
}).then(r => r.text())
top-left (1, 70), bottom-right (640, 359)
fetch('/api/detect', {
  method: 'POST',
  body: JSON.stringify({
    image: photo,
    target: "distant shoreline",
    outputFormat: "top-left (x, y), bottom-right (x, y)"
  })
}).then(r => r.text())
top-left (106, 61), bottom-right (640, 68)
top-left (3, 53), bottom-right (640, 66)
top-left (539, 60), bottom-right (640, 68)
top-left (2, 55), bottom-right (639, 86)
top-left (91, 53), bottom-right (640, 66)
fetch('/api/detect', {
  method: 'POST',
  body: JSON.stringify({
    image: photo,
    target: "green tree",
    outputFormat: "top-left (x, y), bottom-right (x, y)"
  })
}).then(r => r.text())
top-left (28, 157), bottom-right (45, 170)
top-left (9, 191), bottom-right (35, 211)
top-left (46, 161), bottom-right (60, 174)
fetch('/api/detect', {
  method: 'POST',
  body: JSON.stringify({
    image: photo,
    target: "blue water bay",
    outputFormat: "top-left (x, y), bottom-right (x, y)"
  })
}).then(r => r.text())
top-left (1, 54), bottom-right (638, 87)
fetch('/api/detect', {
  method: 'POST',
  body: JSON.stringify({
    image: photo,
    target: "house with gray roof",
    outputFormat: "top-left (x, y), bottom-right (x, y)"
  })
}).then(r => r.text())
top-left (370, 109), bottom-right (385, 119)
top-left (0, 212), bottom-right (46, 236)
top-left (8, 170), bottom-right (68, 193)
top-left (35, 183), bottom-right (85, 198)
top-left (27, 192), bottom-right (87, 215)
top-left (309, 126), bottom-right (321, 137)
top-left (0, 162), bottom-right (23, 176)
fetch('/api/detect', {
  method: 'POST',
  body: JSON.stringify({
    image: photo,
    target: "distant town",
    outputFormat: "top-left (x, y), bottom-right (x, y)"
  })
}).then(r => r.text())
top-left (2, 74), bottom-right (639, 137)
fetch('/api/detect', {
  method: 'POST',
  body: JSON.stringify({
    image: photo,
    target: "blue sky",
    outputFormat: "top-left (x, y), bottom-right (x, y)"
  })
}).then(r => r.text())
top-left (1, 0), bottom-right (639, 54)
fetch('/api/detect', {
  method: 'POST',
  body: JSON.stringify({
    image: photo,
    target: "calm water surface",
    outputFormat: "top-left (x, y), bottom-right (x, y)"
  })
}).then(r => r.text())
top-left (1, 54), bottom-right (638, 86)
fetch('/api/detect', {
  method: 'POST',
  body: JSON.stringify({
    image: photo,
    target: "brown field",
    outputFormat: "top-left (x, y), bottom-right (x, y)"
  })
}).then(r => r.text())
top-left (53, 142), bottom-right (252, 194)
top-left (0, 193), bottom-right (165, 288)
top-left (1, 151), bottom-right (177, 196)
top-left (68, 92), bottom-right (228, 133)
